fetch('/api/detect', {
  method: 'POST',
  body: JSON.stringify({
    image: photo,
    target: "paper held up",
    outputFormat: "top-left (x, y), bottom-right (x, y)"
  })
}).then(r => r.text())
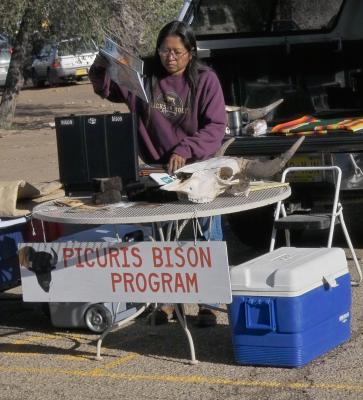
top-left (103, 36), bottom-right (143, 74)
top-left (99, 36), bottom-right (148, 103)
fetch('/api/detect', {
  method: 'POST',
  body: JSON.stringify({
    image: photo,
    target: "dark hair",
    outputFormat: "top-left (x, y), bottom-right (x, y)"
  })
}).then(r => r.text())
top-left (145, 21), bottom-right (205, 120)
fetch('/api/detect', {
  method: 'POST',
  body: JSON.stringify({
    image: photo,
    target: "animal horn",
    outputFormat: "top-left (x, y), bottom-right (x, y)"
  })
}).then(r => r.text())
top-left (19, 246), bottom-right (33, 267)
top-left (225, 105), bottom-right (240, 112)
top-left (245, 136), bottom-right (305, 179)
top-left (50, 248), bottom-right (58, 267)
top-left (241, 98), bottom-right (284, 121)
top-left (214, 138), bottom-right (235, 157)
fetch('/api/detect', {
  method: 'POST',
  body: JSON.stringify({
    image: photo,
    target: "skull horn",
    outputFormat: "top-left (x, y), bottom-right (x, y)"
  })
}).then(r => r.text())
top-left (241, 98), bottom-right (284, 121)
top-left (214, 138), bottom-right (235, 157)
top-left (226, 99), bottom-right (284, 121)
top-left (245, 136), bottom-right (305, 179)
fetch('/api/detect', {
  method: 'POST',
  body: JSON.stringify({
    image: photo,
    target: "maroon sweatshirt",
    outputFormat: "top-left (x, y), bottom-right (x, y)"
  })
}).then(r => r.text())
top-left (89, 65), bottom-right (226, 164)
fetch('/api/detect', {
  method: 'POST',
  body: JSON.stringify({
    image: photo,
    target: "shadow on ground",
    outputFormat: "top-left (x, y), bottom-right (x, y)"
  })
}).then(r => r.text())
top-left (0, 295), bottom-right (235, 365)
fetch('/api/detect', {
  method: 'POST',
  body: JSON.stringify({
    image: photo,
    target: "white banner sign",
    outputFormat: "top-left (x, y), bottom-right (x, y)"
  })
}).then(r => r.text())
top-left (18, 242), bottom-right (232, 304)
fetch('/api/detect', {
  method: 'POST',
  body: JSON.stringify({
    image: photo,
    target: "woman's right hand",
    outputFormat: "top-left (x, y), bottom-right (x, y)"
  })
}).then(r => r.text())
top-left (89, 54), bottom-right (110, 97)
top-left (92, 53), bottom-right (109, 70)
top-left (168, 153), bottom-right (186, 174)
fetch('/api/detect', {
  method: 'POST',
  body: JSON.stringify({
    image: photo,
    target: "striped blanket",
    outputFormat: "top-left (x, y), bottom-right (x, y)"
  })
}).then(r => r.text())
top-left (271, 115), bottom-right (363, 135)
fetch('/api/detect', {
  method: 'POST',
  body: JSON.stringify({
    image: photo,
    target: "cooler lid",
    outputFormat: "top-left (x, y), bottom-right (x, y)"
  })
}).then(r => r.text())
top-left (230, 247), bottom-right (348, 294)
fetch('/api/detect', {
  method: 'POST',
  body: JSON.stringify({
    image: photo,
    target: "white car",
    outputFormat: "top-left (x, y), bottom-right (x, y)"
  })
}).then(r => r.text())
top-left (31, 38), bottom-right (98, 87)
top-left (0, 47), bottom-right (11, 87)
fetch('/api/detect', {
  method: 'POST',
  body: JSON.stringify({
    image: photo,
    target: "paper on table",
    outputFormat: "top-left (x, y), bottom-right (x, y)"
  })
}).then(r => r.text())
top-left (149, 173), bottom-right (176, 186)
top-left (248, 181), bottom-right (289, 191)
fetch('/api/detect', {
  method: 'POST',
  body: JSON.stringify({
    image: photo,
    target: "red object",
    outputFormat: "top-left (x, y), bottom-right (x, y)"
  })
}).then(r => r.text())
top-left (23, 220), bottom-right (64, 242)
top-left (51, 58), bottom-right (61, 68)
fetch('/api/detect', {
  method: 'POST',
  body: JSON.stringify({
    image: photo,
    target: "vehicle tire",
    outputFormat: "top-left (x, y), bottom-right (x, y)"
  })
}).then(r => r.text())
top-left (31, 69), bottom-right (45, 88)
top-left (47, 69), bottom-right (57, 87)
top-left (84, 304), bottom-right (112, 333)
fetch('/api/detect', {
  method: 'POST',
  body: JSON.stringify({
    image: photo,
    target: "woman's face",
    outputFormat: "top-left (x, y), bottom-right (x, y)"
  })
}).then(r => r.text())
top-left (158, 35), bottom-right (192, 76)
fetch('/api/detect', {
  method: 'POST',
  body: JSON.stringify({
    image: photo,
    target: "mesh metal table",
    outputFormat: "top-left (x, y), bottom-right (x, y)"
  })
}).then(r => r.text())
top-left (32, 185), bottom-right (291, 225)
top-left (31, 184), bottom-right (291, 364)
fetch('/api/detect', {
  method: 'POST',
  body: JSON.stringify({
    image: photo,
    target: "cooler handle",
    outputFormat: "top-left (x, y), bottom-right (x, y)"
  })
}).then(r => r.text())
top-left (323, 275), bottom-right (338, 288)
top-left (244, 298), bottom-right (276, 331)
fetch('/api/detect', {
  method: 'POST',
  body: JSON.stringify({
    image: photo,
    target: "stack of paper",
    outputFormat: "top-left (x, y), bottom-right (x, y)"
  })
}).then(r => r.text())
top-left (99, 36), bottom-right (148, 103)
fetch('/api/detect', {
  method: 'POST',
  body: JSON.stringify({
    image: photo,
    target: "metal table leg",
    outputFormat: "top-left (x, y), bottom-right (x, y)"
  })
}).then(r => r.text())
top-left (95, 303), bottom-right (149, 360)
top-left (174, 304), bottom-right (198, 365)
top-left (96, 219), bottom-right (201, 364)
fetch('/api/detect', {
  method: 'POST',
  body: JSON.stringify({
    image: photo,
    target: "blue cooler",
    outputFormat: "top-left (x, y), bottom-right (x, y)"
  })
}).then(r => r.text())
top-left (228, 247), bottom-right (351, 368)
top-left (0, 224), bottom-right (23, 261)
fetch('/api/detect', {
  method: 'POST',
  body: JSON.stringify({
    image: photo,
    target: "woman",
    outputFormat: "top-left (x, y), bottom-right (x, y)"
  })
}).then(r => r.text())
top-left (89, 20), bottom-right (226, 327)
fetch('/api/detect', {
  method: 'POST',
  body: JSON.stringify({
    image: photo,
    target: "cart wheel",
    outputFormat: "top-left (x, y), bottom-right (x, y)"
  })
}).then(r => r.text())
top-left (31, 69), bottom-right (45, 88)
top-left (47, 70), bottom-right (56, 87)
top-left (84, 304), bottom-right (112, 333)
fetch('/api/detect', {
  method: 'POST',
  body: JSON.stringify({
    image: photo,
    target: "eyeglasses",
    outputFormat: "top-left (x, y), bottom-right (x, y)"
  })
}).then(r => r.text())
top-left (158, 47), bottom-right (189, 59)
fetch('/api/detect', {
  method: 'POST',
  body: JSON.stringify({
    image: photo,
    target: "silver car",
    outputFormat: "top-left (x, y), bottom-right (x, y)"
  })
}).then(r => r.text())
top-left (0, 47), bottom-right (10, 87)
top-left (31, 38), bottom-right (98, 87)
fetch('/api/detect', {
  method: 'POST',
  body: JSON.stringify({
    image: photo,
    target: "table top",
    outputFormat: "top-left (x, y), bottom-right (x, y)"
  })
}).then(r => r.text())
top-left (32, 185), bottom-right (290, 225)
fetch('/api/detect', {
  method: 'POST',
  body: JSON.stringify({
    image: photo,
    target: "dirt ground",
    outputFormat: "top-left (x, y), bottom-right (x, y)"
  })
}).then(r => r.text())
top-left (0, 81), bottom-right (129, 183)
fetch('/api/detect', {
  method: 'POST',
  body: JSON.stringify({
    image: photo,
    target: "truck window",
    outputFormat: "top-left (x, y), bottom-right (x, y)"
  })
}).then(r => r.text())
top-left (191, 0), bottom-right (344, 35)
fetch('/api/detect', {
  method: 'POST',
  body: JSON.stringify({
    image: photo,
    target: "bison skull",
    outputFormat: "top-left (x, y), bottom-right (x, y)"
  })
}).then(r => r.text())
top-left (161, 136), bottom-right (304, 203)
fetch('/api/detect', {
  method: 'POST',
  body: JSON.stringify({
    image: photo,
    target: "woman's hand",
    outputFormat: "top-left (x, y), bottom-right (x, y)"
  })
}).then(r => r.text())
top-left (92, 53), bottom-right (109, 70)
top-left (89, 54), bottom-right (110, 97)
top-left (168, 154), bottom-right (186, 174)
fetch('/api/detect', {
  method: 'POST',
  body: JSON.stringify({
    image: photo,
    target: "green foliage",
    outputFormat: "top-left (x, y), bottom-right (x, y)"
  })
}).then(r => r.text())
top-left (0, 0), bottom-right (113, 46)
top-left (0, 0), bottom-right (184, 127)
top-left (0, 0), bottom-right (184, 54)
top-left (0, 0), bottom-right (28, 38)
top-left (102, 0), bottom-right (184, 56)
top-left (140, 0), bottom-right (185, 55)
top-left (45, 1), bottom-right (111, 43)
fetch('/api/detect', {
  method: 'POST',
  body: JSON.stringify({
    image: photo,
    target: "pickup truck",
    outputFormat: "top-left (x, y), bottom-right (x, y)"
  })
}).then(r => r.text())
top-left (178, 0), bottom-right (363, 247)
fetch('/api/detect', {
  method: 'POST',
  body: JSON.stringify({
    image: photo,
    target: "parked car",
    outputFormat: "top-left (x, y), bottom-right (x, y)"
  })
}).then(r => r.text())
top-left (31, 38), bottom-right (98, 87)
top-left (0, 33), bottom-right (10, 49)
top-left (0, 47), bottom-right (11, 87)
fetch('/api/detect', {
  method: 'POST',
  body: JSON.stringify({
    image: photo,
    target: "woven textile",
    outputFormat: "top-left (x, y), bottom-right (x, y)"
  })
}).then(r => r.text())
top-left (272, 115), bottom-right (363, 135)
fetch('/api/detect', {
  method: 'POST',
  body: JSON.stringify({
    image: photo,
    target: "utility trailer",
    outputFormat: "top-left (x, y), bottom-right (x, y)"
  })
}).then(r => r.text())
top-left (178, 0), bottom-right (363, 247)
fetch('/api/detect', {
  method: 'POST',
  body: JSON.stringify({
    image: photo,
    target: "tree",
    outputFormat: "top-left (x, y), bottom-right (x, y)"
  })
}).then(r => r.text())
top-left (105, 0), bottom-right (183, 56)
top-left (0, 0), bottom-right (183, 128)
top-left (0, 0), bottom-right (111, 128)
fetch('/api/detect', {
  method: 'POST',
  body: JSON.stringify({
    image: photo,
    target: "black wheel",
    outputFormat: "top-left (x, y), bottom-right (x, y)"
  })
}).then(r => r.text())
top-left (31, 69), bottom-right (45, 88)
top-left (84, 304), bottom-right (112, 333)
top-left (46, 69), bottom-right (57, 87)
